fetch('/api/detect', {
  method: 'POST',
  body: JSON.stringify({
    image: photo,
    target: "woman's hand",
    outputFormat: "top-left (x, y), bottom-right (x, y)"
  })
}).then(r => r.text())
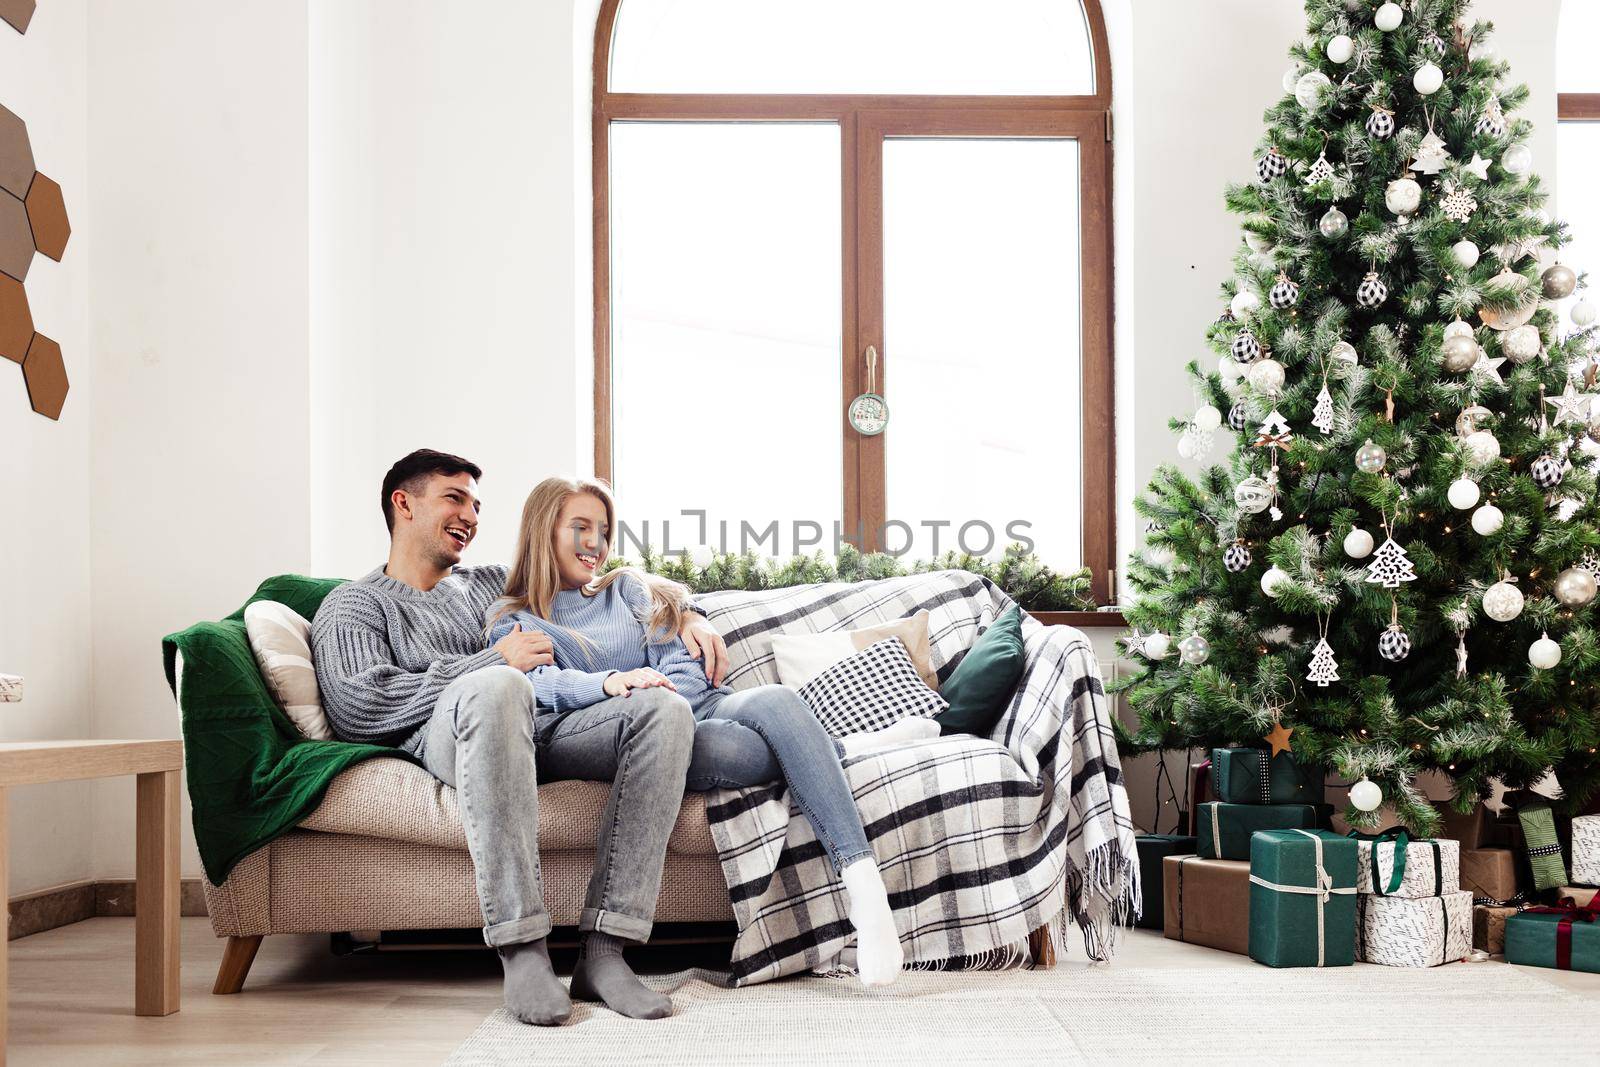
top-left (679, 615), bottom-right (729, 686)
top-left (604, 668), bottom-right (678, 698)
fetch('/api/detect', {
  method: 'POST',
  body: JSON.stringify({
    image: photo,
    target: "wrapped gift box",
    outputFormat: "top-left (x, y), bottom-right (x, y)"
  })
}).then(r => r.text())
top-left (1473, 904), bottom-right (1522, 954)
top-left (1248, 828), bottom-right (1357, 968)
top-left (1135, 834), bottom-right (1197, 930)
top-left (1351, 831), bottom-right (1460, 899)
top-left (1504, 900), bottom-right (1600, 974)
top-left (1517, 801), bottom-right (1570, 891)
top-left (1163, 854), bottom-right (1250, 955)
top-left (1196, 801), bottom-right (1325, 860)
top-left (1183, 761), bottom-right (1214, 835)
top-left (1358, 891), bottom-right (1473, 968)
top-left (1211, 747), bottom-right (1326, 806)
top-left (1552, 886), bottom-right (1599, 908)
top-left (1459, 848), bottom-right (1520, 903)
top-left (1571, 815), bottom-right (1600, 886)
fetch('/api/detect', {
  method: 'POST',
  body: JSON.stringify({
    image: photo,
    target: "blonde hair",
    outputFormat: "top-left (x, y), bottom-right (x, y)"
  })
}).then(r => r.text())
top-left (489, 476), bottom-right (690, 652)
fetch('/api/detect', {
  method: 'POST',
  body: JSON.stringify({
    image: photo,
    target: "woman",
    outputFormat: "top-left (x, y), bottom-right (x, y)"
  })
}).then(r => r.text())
top-left (487, 477), bottom-right (936, 988)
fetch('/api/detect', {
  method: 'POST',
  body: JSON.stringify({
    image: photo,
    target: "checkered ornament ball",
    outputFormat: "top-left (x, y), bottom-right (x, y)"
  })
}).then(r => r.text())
top-left (1367, 108), bottom-right (1395, 140)
top-left (1223, 542), bottom-right (1252, 573)
top-left (1357, 272), bottom-right (1389, 309)
top-left (1232, 329), bottom-right (1263, 363)
top-left (1379, 627), bottom-right (1412, 662)
top-left (1269, 276), bottom-right (1301, 310)
top-left (1531, 455), bottom-right (1565, 490)
top-left (1229, 402), bottom-right (1249, 431)
top-left (1256, 148), bottom-right (1288, 183)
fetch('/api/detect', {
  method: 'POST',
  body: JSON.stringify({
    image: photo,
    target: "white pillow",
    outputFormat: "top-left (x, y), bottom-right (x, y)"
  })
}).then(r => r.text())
top-left (771, 610), bottom-right (938, 690)
top-left (244, 600), bottom-right (335, 740)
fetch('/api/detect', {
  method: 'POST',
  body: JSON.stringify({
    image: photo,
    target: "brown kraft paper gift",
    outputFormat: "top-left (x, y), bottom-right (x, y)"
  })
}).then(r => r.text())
top-left (1459, 848), bottom-right (1519, 902)
top-left (1473, 905), bottom-right (1518, 954)
top-left (1163, 853), bottom-right (1250, 956)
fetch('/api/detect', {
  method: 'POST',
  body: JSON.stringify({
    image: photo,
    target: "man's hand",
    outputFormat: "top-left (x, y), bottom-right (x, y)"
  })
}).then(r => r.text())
top-left (679, 614), bottom-right (729, 687)
top-left (493, 624), bottom-right (556, 671)
top-left (604, 668), bottom-right (677, 698)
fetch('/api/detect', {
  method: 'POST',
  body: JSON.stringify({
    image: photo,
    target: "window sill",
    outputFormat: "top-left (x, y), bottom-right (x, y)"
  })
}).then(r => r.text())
top-left (1030, 610), bottom-right (1125, 629)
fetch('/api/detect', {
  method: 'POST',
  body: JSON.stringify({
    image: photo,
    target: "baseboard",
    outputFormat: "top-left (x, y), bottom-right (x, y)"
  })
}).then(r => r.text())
top-left (8, 878), bottom-right (208, 940)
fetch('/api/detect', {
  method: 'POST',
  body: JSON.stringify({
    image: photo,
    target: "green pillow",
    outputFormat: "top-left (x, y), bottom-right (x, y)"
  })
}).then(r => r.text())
top-left (935, 606), bottom-right (1026, 737)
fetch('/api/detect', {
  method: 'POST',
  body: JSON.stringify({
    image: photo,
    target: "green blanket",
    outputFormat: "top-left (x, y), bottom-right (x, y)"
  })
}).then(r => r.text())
top-left (163, 574), bottom-right (408, 885)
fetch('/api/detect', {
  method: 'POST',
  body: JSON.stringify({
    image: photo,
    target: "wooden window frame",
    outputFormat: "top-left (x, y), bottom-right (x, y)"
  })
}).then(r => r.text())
top-left (1560, 95), bottom-right (1600, 121)
top-left (591, 0), bottom-right (1117, 604)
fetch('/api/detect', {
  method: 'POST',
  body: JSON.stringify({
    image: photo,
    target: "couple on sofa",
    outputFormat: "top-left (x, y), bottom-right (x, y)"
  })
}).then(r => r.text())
top-left (311, 449), bottom-right (938, 1026)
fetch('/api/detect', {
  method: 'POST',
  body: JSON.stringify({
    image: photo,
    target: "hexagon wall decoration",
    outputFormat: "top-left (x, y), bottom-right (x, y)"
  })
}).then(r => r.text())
top-left (0, 84), bottom-right (74, 418)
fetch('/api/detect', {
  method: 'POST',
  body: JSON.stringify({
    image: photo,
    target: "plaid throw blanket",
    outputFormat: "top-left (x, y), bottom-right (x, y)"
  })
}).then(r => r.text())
top-left (695, 571), bottom-right (1140, 985)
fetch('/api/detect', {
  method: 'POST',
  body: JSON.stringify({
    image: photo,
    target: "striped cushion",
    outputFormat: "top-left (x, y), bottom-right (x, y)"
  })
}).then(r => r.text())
top-left (244, 600), bottom-right (334, 740)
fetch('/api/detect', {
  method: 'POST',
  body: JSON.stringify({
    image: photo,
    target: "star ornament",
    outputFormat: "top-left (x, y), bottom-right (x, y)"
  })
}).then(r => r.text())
top-left (1493, 234), bottom-right (1550, 264)
top-left (1264, 721), bottom-right (1295, 757)
top-left (1544, 381), bottom-right (1594, 427)
top-left (1470, 351), bottom-right (1508, 387)
top-left (1464, 152), bottom-right (1492, 181)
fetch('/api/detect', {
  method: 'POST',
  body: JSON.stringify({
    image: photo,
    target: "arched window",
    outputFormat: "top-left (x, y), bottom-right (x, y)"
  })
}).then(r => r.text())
top-left (593, 0), bottom-right (1114, 600)
top-left (1558, 2), bottom-right (1600, 279)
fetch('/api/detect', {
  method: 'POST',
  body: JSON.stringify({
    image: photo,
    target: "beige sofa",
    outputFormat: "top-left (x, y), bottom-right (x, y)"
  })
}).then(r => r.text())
top-left (203, 756), bottom-right (733, 993)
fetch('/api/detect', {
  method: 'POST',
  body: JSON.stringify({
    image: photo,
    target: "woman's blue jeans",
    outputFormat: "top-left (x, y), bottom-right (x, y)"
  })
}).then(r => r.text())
top-left (686, 684), bottom-right (874, 872)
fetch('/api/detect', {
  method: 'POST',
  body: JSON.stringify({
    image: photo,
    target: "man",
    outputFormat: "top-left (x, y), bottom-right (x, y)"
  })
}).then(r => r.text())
top-left (312, 449), bottom-right (729, 1025)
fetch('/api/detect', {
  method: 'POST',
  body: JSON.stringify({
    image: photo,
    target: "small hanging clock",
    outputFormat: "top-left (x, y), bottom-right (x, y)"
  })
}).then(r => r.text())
top-left (848, 344), bottom-right (889, 436)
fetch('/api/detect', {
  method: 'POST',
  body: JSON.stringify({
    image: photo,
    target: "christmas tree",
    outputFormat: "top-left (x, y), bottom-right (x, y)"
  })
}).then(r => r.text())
top-left (1116, 0), bottom-right (1600, 833)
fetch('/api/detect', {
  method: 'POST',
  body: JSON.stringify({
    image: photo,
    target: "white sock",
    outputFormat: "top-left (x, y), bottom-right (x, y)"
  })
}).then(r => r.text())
top-left (840, 858), bottom-right (903, 987)
top-left (838, 717), bottom-right (941, 758)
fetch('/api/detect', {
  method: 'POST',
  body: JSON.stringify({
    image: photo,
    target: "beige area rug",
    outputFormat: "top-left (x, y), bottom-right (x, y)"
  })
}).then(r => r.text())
top-left (445, 961), bottom-right (1600, 1065)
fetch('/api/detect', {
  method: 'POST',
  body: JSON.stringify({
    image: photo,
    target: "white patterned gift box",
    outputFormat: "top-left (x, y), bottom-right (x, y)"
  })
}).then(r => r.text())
top-left (1353, 836), bottom-right (1460, 898)
top-left (1574, 816), bottom-right (1600, 886)
top-left (1358, 891), bottom-right (1473, 968)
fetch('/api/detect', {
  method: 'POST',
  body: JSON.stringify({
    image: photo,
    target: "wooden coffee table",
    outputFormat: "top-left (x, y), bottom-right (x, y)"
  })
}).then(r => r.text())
top-left (0, 740), bottom-right (183, 1058)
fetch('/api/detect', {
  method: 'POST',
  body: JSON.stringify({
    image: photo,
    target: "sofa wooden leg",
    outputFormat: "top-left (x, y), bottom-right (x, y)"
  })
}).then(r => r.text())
top-left (1027, 924), bottom-right (1056, 969)
top-left (212, 935), bottom-right (263, 994)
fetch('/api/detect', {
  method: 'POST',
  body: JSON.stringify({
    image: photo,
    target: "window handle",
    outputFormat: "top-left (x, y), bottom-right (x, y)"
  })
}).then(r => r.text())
top-left (864, 345), bottom-right (878, 393)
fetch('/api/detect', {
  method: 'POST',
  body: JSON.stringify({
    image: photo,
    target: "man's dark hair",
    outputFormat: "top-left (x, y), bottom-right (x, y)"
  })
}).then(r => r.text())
top-left (381, 449), bottom-right (483, 533)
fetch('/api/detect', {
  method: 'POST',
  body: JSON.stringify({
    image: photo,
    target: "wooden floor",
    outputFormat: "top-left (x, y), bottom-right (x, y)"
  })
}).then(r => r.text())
top-left (8, 917), bottom-right (1599, 1065)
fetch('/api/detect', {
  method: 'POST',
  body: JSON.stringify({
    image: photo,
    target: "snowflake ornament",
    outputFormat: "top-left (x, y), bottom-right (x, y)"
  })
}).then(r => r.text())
top-left (1440, 181), bottom-right (1477, 223)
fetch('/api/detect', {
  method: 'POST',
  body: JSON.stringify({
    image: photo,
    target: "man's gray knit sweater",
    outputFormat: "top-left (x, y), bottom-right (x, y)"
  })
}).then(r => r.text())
top-left (312, 564), bottom-right (510, 756)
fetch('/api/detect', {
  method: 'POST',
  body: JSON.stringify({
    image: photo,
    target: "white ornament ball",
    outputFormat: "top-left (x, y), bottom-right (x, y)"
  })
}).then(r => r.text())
top-left (1413, 61), bottom-right (1444, 96)
top-left (1483, 580), bottom-right (1525, 622)
top-left (1143, 632), bottom-right (1171, 661)
top-left (1231, 289), bottom-right (1262, 320)
top-left (1452, 240), bottom-right (1481, 269)
top-left (1218, 355), bottom-right (1244, 388)
top-left (1234, 476), bottom-right (1273, 515)
top-left (1350, 778), bottom-right (1384, 812)
top-left (1295, 70), bottom-right (1334, 111)
top-left (1344, 527), bottom-right (1375, 559)
top-left (1327, 34), bottom-right (1355, 64)
top-left (1248, 358), bottom-right (1286, 395)
top-left (1469, 38), bottom-right (1497, 63)
top-left (1573, 300), bottom-right (1596, 328)
top-left (1502, 144), bottom-right (1533, 178)
top-left (1261, 565), bottom-right (1291, 598)
top-left (688, 544), bottom-right (716, 569)
top-left (1502, 324), bottom-right (1541, 364)
top-left (1448, 478), bottom-right (1482, 510)
top-left (1146, 544), bottom-right (1177, 567)
top-left (1441, 334), bottom-right (1481, 373)
top-left (1193, 404), bottom-right (1223, 432)
top-left (1464, 430), bottom-right (1502, 467)
top-left (1534, 208), bottom-right (1553, 228)
top-left (1375, 2), bottom-right (1404, 32)
top-left (1283, 67), bottom-right (1302, 94)
top-left (1178, 634), bottom-right (1212, 666)
top-left (1328, 341), bottom-right (1359, 366)
top-left (1444, 319), bottom-right (1476, 341)
top-left (1555, 566), bottom-right (1598, 607)
top-left (1355, 439), bottom-right (1388, 475)
top-left (1471, 503), bottom-right (1505, 536)
top-left (1529, 634), bottom-right (1562, 670)
top-left (1176, 434), bottom-right (1200, 460)
top-left (1386, 177), bottom-right (1423, 216)
top-left (1244, 231), bottom-right (1274, 254)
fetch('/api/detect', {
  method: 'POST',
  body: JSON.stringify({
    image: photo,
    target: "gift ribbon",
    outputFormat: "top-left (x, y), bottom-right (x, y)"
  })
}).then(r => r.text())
top-left (1346, 827), bottom-right (1440, 896)
top-left (1247, 828), bottom-right (1355, 967)
top-left (1523, 897), bottom-right (1600, 970)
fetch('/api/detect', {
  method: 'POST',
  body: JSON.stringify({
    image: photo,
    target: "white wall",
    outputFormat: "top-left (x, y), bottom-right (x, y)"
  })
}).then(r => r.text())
top-left (84, 0), bottom-right (313, 879)
top-left (0, 0), bottom-right (93, 896)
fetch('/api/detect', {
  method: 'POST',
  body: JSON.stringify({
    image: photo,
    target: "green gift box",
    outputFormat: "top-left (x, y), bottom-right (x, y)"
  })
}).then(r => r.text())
top-left (1211, 747), bottom-right (1326, 806)
top-left (1248, 828), bottom-right (1358, 968)
top-left (1504, 901), bottom-right (1600, 974)
top-left (1196, 801), bottom-right (1325, 860)
top-left (1135, 834), bottom-right (1197, 930)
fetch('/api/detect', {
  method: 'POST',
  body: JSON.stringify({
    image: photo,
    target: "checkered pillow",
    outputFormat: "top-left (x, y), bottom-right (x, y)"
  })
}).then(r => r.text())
top-left (795, 636), bottom-right (948, 738)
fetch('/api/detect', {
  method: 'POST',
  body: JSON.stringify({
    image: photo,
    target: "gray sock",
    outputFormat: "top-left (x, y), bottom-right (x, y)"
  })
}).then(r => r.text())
top-left (570, 932), bottom-right (672, 1020)
top-left (497, 938), bottom-right (571, 1026)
